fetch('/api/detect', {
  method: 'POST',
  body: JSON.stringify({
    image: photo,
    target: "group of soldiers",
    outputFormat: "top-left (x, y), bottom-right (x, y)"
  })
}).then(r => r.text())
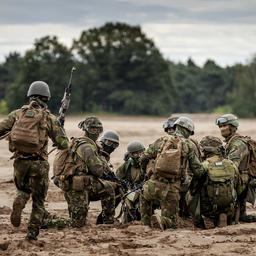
top-left (0, 81), bottom-right (256, 241)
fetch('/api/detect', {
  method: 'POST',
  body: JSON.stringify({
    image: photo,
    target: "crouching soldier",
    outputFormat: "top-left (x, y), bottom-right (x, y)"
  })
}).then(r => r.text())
top-left (45, 116), bottom-right (116, 228)
top-left (116, 140), bottom-right (146, 222)
top-left (140, 116), bottom-right (205, 230)
top-left (188, 136), bottom-right (240, 228)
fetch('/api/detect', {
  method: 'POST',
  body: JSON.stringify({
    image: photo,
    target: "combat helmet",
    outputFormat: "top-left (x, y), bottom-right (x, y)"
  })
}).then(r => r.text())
top-left (127, 140), bottom-right (145, 153)
top-left (215, 114), bottom-right (239, 128)
top-left (163, 116), bottom-right (179, 132)
top-left (100, 130), bottom-right (119, 144)
top-left (27, 81), bottom-right (51, 99)
top-left (78, 116), bottom-right (103, 134)
top-left (174, 116), bottom-right (195, 135)
top-left (200, 136), bottom-right (223, 155)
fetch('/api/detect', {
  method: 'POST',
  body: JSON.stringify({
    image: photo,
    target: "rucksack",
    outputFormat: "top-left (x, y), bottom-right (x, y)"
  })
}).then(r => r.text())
top-left (227, 135), bottom-right (256, 178)
top-left (205, 158), bottom-right (236, 210)
top-left (154, 135), bottom-right (183, 179)
top-left (53, 137), bottom-right (91, 180)
top-left (9, 101), bottom-right (48, 154)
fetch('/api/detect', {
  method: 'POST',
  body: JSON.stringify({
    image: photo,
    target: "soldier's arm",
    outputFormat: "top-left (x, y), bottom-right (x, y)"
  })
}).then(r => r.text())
top-left (116, 163), bottom-right (126, 180)
top-left (226, 140), bottom-right (248, 168)
top-left (0, 111), bottom-right (17, 136)
top-left (140, 138), bottom-right (164, 170)
top-left (187, 140), bottom-right (205, 177)
top-left (77, 143), bottom-right (104, 177)
top-left (47, 114), bottom-right (69, 149)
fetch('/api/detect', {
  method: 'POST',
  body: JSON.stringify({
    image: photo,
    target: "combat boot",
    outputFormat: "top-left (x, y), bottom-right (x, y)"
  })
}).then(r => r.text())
top-left (10, 197), bottom-right (26, 227)
top-left (219, 213), bottom-right (227, 227)
top-left (25, 229), bottom-right (38, 241)
top-left (150, 214), bottom-right (164, 230)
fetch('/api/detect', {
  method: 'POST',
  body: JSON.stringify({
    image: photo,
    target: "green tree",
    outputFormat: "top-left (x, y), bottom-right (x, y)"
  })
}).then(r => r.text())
top-left (230, 58), bottom-right (256, 117)
top-left (5, 36), bottom-right (74, 113)
top-left (72, 22), bottom-right (175, 115)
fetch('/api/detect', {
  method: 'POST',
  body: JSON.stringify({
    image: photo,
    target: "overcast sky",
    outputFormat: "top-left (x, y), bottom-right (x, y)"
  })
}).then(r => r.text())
top-left (1, 0), bottom-right (256, 66)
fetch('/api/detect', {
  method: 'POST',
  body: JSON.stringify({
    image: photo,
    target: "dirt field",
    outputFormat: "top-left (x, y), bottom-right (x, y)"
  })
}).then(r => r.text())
top-left (1, 114), bottom-right (256, 255)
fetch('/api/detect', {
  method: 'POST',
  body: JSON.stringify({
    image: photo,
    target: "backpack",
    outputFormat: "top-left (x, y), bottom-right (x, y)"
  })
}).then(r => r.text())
top-left (205, 158), bottom-right (236, 210)
top-left (154, 135), bottom-right (183, 179)
top-left (227, 135), bottom-right (256, 178)
top-left (9, 101), bottom-right (48, 154)
top-left (53, 137), bottom-right (90, 180)
top-left (241, 136), bottom-right (256, 178)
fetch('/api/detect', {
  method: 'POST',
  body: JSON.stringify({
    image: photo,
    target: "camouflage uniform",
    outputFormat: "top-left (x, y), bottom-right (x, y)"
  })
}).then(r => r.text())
top-left (225, 134), bottom-right (250, 219)
top-left (140, 120), bottom-right (205, 230)
top-left (216, 114), bottom-right (255, 221)
top-left (116, 156), bottom-right (146, 222)
top-left (200, 155), bottom-right (239, 226)
top-left (44, 118), bottom-right (116, 228)
top-left (0, 99), bottom-right (69, 240)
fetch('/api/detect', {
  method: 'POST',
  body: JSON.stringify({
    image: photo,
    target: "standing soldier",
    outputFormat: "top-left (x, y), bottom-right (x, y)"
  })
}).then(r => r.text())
top-left (216, 114), bottom-right (256, 222)
top-left (140, 116), bottom-right (205, 230)
top-left (116, 140), bottom-right (146, 222)
top-left (0, 81), bottom-right (69, 240)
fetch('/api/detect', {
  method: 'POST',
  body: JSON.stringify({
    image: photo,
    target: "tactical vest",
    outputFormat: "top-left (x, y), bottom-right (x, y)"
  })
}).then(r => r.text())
top-left (9, 101), bottom-right (49, 155)
top-left (204, 157), bottom-right (237, 211)
top-left (154, 135), bottom-right (185, 179)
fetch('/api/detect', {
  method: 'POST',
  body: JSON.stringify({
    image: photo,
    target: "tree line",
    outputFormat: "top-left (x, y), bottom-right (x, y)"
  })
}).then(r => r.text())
top-left (0, 22), bottom-right (255, 117)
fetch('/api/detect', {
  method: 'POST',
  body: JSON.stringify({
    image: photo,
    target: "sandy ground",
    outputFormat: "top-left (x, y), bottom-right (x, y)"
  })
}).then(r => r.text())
top-left (1, 114), bottom-right (256, 255)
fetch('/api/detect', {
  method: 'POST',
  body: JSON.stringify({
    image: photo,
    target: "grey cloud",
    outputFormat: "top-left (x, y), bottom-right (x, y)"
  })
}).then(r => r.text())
top-left (1, 0), bottom-right (256, 26)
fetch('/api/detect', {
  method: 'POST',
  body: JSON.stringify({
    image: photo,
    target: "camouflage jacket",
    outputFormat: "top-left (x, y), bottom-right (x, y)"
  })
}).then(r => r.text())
top-left (116, 158), bottom-right (145, 186)
top-left (141, 134), bottom-right (205, 178)
top-left (75, 136), bottom-right (105, 177)
top-left (0, 101), bottom-right (69, 160)
top-left (225, 133), bottom-right (250, 174)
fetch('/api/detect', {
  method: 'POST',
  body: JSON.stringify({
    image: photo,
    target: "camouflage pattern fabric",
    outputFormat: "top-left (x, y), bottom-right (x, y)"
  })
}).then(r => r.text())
top-left (225, 133), bottom-right (250, 218)
top-left (0, 101), bottom-right (69, 160)
top-left (188, 155), bottom-right (239, 227)
top-left (0, 100), bottom-right (69, 240)
top-left (13, 159), bottom-right (50, 237)
top-left (140, 131), bottom-right (205, 230)
top-left (44, 135), bottom-right (116, 228)
top-left (140, 176), bottom-right (180, 229)
top-left (116, 158), bottom-right (146, 222)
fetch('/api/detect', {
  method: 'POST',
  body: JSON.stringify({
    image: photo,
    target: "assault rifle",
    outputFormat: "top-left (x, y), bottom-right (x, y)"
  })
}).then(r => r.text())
top-left (58, 66), bottom-right (76, 127)
top-left (101, 170), bottom-right (129, 191)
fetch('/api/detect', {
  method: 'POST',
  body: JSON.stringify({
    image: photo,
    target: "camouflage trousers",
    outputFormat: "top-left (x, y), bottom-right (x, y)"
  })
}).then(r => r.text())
top-left (140, 176), bottom-right (180, 229)
top-left (13, 158), bottom-right (49, 237)
top-left (43, 177), bottom-right (116, 228)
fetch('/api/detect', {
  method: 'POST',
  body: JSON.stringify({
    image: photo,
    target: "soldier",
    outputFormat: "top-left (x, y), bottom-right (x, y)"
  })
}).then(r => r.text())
top-left (163, 116), bottom-right (201, 218)
top-left (188, 136), bottom-right (239, 228)
top-left (0, 81), bottom-right (69, 240)
top-left (95, 130), bottom-right (120, 224)
top-left (116, 140), bottom-right (146, 222)
top-left (216, 114), bottom-right (256, 222)
top-left (140, 116), bottom-right (205, 230)
top-left (46, 116), bottom-right (116, 228)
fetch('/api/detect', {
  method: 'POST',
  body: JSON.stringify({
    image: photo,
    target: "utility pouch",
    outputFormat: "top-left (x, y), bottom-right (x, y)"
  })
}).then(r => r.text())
top-left (72, 176), bottom-right (85, 191)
